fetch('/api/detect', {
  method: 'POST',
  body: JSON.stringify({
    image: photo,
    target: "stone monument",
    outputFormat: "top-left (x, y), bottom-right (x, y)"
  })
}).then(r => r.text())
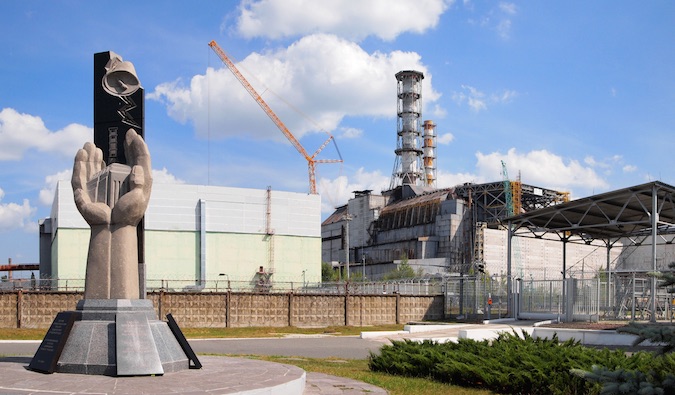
top-left (29, 51), bottom-right (199, 376)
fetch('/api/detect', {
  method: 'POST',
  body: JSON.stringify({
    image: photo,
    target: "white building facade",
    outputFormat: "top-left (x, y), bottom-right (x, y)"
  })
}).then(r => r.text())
top-left (42, 182), bottom-right (322, 291)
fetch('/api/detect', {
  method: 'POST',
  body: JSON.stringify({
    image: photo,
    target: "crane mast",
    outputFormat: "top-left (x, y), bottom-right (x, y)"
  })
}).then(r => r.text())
top-left (208, 40), bottom-right (341, 194)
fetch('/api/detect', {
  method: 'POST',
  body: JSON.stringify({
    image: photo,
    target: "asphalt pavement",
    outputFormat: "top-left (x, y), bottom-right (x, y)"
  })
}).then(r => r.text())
top-left (0, 321), bottom-right (539, 362)
top-left (0, 335), bottom-right (385, 360)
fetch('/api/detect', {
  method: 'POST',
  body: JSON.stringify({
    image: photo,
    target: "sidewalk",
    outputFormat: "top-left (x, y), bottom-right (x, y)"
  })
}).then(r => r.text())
top-left (362, 319), bottom-right (536, 344)
top-left (0, 355), bottom-right (387, 395)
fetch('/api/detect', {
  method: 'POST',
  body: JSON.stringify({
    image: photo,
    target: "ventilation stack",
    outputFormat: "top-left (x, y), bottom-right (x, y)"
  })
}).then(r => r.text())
top-left (390, 70), bottom-right (424, 189)
top-left (422, 120), bottom-right (437, 187)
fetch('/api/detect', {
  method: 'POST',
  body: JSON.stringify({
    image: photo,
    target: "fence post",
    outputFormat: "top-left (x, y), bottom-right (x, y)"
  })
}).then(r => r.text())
top-left (596, 277), bottom-right (601, 319)
top-left (565, 278), bottom-right (575, 322)
top-left (288, 292), bottom-right (294, 327)
top-left (158, 289), bottom-right (164, 319)
top-left (225, 290), bottom-right (231, 328)
top-left (16, 289), bottom-right (23, 329)
top-left (396, 292), bottom-right (401, 324)
top-left (344, 283), bottom-right (350, 326)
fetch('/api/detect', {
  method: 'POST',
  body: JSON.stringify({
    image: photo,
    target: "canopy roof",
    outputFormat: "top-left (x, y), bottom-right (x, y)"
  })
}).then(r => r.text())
top-left (507, 181), bottom-right (675, 243)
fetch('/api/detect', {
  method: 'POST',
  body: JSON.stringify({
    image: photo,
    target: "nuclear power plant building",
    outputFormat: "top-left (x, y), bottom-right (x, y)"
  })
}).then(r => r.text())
top-left (322, 70), bottom-right (619, 280)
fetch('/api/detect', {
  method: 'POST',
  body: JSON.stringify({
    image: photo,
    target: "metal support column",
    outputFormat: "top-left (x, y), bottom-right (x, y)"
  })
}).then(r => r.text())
top-left (506, 221), bottom-right (513, 317)
top-left (651, 184), bottom-right (658, 323)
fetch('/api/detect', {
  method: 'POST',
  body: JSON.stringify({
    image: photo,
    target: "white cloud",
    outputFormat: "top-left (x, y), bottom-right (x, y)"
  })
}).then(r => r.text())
top-left (467, 1), bottom-right (517, 40)
top-left (0, 187), bottom-right (36, 232)
top-left (453, 85), bottom-right (486, 112)
top-left (339, 127), bottom-right (363, 139)
top-left (584, 154), bottom-right (627, 176)
top-left (0, 108), bottom-right (91, 161)
top-left (496, 19), bottom-right (512, 39)
top-left (318, 167), bottom-right (389, 213)
top-left (623, 165), bottom-right (637, 173)
top-left (475, 148), bottom-right (609, 195)
top-left (319, 148), bottom-right (610, 212)
top-left (436, 169), bottom-right (484, 189)
top-left (152, 168), bottom-right (186, 184)
top-left (151, 34), bottom-right (440, 142)
top-left (453, 85), bottom-right (517, 112)
top-left (499, 2), bottom-right (517, 15)
top-left (429, 103), bottom-right (447, 118)
top-left (39, 169), bottom-right (72, 206)
top-left (437, 133), bottom-right (454, 145)
top-left (492, 89), bottom-right (518, 103)
top-left (233, 0), bottom-right (452, 41)
top-left (584, 156), bottom-right (598, 167)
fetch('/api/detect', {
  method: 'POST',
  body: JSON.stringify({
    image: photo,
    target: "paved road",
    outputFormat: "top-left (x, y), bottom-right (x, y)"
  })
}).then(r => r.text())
top-left (0, 321), bottom-right (537, 360)
top-left (0, 336), bottom-right (386, 360)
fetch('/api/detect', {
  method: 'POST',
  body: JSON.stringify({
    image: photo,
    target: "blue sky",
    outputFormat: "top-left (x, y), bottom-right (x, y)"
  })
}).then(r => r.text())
top-left (1, 1), bottom-right (674, 264)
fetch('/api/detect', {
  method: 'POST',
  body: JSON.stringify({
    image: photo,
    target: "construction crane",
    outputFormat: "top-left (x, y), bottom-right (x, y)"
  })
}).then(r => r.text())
top-left (501, 160), bottom-right (514, 217)
top-left (208, 40), bottom-right (342, 194)
top-left (501, 160), bottom-right (523, 277)
top-left (501, 160), bottom-right (522, 217)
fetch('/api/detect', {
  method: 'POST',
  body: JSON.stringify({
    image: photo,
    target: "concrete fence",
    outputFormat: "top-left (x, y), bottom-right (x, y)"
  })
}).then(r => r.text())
top-left (0, 290), bottom-right (444, 329)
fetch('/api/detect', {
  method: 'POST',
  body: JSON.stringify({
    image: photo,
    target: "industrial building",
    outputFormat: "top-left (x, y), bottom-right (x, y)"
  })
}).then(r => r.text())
top-left (40, 182), bottom-right (321, 290)
top-left (322, 70), bottom-right (619, 280)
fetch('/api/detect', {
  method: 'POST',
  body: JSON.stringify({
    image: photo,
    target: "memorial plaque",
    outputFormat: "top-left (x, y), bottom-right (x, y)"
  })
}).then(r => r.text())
top-left (29, 311), bottom-right (76, 373)
top-left (116, 312), bottom-right (163, 376)
top-left (166, 314), bottom-right (202, 369)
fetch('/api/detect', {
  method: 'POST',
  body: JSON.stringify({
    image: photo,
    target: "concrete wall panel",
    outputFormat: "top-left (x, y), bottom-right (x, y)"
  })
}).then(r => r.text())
top-left (292, 295), bottom-right (345, 327)
top-left (230, 293), bottom-right (289, 327)
top-left (0, 291), bottom-right (444, 329)
top-left (20, 292), bottom-right (81, 328)
top-left (0, 293), bottom-right (17, 328)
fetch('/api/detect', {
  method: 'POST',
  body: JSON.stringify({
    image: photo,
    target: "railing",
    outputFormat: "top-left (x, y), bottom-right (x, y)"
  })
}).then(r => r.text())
top-left (9, 272), bottom-right (674, 323)
top-left (0, 277), bottom-right (84, 292)
top-left (15, 277), bottom-right (444, 296)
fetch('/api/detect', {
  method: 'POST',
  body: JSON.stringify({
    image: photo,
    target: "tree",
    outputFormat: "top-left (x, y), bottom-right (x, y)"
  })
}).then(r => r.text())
top-left (321, 262), bottom-right (339, 282)
top-left (383, 253), bottom-right (416, 280)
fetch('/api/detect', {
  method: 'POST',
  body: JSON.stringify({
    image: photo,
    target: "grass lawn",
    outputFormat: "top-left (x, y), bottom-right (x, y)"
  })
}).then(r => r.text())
top-left (0, 324), bottom-right (407, 341)
top-left (229, 354), bottom-right (496, 395)
top-left (0, 324), bottom-right (494, 394)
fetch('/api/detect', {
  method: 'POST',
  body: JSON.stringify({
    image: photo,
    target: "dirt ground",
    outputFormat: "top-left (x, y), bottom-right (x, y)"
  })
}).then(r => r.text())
top-left (539, 321), bottom-right (629, 331)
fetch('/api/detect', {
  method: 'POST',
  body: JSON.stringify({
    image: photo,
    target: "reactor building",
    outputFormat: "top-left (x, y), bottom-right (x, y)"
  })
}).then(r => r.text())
top-left (322, 70), bottom-right (618, 280)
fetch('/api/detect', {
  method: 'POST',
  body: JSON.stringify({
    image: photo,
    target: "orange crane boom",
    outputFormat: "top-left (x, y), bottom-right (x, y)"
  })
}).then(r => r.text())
top-left (208, 40), bottom-right (342, 194)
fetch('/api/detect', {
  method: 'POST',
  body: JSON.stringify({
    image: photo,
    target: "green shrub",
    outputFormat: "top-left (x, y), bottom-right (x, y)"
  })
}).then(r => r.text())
top-left (369, 330), bottom-right (672, 394)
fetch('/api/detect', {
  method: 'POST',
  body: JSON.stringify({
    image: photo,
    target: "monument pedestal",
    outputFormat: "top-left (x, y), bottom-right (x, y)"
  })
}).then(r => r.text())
top-left (30, 299), bottom-right (192, 376)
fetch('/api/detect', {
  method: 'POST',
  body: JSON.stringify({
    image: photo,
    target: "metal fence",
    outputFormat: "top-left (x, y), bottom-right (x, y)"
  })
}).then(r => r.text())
top-left (444, 275), bottom-right (509, 320)
top-left (443, 271), bottom-right (675, 323)
top-left (7, 271), bottom-right (674, 323)
top-left (6, 277), bottom-right (444, 296)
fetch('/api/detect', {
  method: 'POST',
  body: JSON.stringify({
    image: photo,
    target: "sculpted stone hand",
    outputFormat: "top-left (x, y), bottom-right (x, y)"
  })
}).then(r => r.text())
top-left (72, 129), bottom-right (152, 299)
top-left (72, 142), bottom-right (111, 226)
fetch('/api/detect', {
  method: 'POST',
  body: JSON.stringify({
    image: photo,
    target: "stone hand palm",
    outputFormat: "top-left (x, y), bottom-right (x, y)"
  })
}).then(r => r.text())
top-left (112, 129), bottom-right (152, 226)
top-left (71, 129), bottom-right (152, 226)
top-left (72, 142), bottom-right (110, 225)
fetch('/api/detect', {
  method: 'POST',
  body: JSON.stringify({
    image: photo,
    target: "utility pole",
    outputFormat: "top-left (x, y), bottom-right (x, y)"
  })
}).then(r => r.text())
top-left (362, 253), bottom-right (366, 281)
top-left (342, 214), bottom-right (353, 281)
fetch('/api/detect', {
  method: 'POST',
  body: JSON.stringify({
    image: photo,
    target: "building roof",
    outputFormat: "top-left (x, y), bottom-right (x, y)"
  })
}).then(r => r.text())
top-left (379, 188), bottom-right (452, 215)
top-left (321, 204), bottom-right (348, 226)
top-left (507, 181), bottom-right (675, 242)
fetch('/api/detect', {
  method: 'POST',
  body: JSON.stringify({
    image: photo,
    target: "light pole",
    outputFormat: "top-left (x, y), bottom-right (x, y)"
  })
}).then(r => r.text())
top-left (302, 269), bottom-right (306, 291)
top-left (342, 214), bottom-right (353, 281)
top-left (218, 273), bottom-right (230, 291)
top-left (362, 253), bottom-right (367, 281)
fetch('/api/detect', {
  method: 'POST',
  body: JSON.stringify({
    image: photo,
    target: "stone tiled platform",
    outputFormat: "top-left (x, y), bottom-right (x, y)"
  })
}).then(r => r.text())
top-left (0, 355), bottom-right (387, 394)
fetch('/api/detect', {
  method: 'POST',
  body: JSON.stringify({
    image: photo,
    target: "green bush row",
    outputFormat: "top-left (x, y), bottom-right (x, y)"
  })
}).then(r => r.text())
top-left (368, 330), bottom-right (675, 394)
